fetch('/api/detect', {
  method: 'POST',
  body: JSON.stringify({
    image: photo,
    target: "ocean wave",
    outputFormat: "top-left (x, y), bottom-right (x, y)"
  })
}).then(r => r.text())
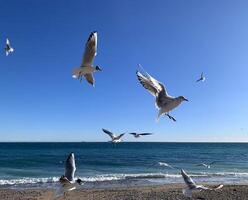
top-left (0, 177), bottom-right (59, 185)
top-left (0, 172), bottom-right (248, 186)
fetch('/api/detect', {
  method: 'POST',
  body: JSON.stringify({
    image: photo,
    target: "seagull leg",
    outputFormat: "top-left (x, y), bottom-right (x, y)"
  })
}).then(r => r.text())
top-left (166, 114), bottom-right (176, 122)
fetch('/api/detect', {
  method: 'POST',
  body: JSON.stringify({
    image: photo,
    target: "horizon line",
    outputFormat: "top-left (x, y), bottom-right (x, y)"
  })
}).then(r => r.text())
top-left (0, 141), bottom-right (248, 143)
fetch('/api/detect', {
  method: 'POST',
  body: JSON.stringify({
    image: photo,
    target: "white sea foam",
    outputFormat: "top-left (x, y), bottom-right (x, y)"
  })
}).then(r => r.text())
top-left (0, 172), bottom-right (248, 186)
top-left (0, 177), bottom-right (59, 185)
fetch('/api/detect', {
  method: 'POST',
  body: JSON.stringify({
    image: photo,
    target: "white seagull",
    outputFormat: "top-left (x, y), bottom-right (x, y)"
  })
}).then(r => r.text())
top-left (55, 153), bottom-right (83, 198)
top-left (59, 152), bottom-right (83, 186)
top-left (181, 169), bottom-right (223, 198)
top-left (5, 38), bottom-right (14, 56)
top-left (196, 72), bottom-right (205, 82)
top-left (136, 66), bottom-right (188, 122)
top-left (196, 161), bottom-right (216, 169)
top-left (158, 162), bottom-right (174, 169)
top-left (102, 128), bottom-right (125, 143)
top-left (72, 31), bottom-right (102, 86)
top-left (129, 132), bottom-right (153, 138)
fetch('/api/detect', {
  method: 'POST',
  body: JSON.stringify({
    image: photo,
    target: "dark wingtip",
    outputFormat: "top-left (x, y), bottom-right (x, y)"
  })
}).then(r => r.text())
top-left (102, 128), bottom-right (107, 133)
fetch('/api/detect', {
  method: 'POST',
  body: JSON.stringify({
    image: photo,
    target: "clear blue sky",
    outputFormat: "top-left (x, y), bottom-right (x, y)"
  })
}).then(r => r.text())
top-left (0, 0), bottom-right (248, 142)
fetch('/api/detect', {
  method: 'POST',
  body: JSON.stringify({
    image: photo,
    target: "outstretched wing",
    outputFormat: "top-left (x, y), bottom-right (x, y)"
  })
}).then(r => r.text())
top-left (116, 133), bottom-right (125, 139)
top-left (139, 133), bottom-right (153, 136)
top-left (196, 163), bottom-right (207, 167)
top-left (6, 38), bottom-right (10, 46)
top-left (136, 70), bottom-right (167, 97)
top-left (102, 129), bottom-right (115, 139)
top-left (81, 31), bottom-right (97, 66)
top-left (209, 161), bottom-right (217, 165)
top-left (129, 133), bottom-right (137, 136)
top-left (181, 169), bottom-right (197, 189)
top-left (65, 153), bottom-right (76, 182)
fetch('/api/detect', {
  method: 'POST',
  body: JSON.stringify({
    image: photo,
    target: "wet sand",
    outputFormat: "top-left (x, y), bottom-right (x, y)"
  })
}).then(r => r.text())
top-left (0, 184), bottom-right (247, 200)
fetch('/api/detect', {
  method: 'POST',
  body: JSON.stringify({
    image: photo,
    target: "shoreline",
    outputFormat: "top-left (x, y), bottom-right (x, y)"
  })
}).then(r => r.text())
top-left (0, 184), bottom-right (247, 200)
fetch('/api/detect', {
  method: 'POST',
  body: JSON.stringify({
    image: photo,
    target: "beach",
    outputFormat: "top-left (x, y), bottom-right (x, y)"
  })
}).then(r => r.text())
top-left (0, 184), bottom-right (247, 200)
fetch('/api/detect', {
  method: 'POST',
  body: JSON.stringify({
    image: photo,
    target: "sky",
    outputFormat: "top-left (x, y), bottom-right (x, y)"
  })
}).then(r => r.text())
top-left (0, 0), bottom-right (248, 142)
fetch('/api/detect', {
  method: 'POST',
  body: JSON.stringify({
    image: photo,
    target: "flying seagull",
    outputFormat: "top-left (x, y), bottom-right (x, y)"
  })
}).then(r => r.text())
top-left (196, 161), bottom-right (216, 169)
top-left (55, 153), bottom-right (83, 198)
top-left (59, 152), bottom-right (83, 186)
top-left (129, 132), bottom-right (153, 138)
top-left (181, 169), bottom-right (223, 198)
top-left (72, 31), bottom-right (102, 86)
top-left (5, 38), bottom-right (14, 56)
top-left (158, 162), bottom-right (174, 169)
top-left (196, 72), bottom-right (205, 82)
top-left (136, 65), bottom-right (188, 122)
top-left (102, 128), bottom-right (125, 143)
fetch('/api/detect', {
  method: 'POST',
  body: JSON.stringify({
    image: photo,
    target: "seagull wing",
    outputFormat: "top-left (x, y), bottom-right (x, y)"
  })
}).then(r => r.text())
top-left (102, 129), bottom-right (115, 140)
top-left (6, 38), bottom-right (10, 45)
top-left (81, 31), bottom-right (97, 66)
top-left (209, 161), bottom-right (217, 165)
top-left (139, 133), bottom-right (153, 136)
top-left (136, 70), bottom-right (168, 97)
top-left (181, 169), bottom-right (197, 189)
top-left (196, 163), bottom-right (208, 167)
top-left (65, 153), bottom-right (76, 182)
top-left (116, 133), bottom-right (125, 139)
top-left (201, 72), bottom-right (204, 78)
top-left (129, 133), bottom-right (137, 136)
top-left (84, 74), bottom-right (95, 86)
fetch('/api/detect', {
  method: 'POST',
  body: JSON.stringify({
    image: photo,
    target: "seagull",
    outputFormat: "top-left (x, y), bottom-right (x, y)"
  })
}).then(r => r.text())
top-left (72, 31), bottom-right (102, 86)
top-left (5, 38), bottom-right (14, 56)
top-left (158, 162), bottom-right (174, 169)
top-left (196, 72), bottom-right (205, 82)
top-left (196, 161), bottom-right (216, 169)
top-left (59, 152), bottom-right (83, 186)
top-left (55, 153), bottom-right (83, 198)
top-left (102, 128), bottom-right (125, 143)
top-left (136, 66), bottom-right (188, 122)
top-left (129, 132), bottom-right (153, 138)
top-left (181, 169), bottom-right (223, 198)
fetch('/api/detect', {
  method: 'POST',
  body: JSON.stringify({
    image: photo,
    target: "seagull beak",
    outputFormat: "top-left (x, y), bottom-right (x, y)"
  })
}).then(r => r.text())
top-left (184, 98), bottom-right (189, 102)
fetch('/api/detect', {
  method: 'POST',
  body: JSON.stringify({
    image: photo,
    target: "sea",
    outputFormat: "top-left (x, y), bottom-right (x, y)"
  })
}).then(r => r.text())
top-left (0, 142), bottom-right (247, 189)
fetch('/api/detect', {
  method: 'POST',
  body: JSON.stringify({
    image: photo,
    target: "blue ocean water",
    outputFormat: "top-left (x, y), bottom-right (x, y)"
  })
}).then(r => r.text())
top-left (0, 142), bottom-right (247, 188)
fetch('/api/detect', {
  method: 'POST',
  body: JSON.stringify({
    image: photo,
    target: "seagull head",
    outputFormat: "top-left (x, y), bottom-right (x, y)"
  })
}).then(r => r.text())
top-left (95, 66), bottom-right (102, 71)
top-left (179, 96), bottom-right (189, 102)
top-left (69, 152), bottom-right (75, 159)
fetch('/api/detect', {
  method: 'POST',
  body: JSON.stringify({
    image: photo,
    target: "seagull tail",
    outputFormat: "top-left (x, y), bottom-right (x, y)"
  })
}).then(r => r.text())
top-left (156, 109), bottom-right (163, 122)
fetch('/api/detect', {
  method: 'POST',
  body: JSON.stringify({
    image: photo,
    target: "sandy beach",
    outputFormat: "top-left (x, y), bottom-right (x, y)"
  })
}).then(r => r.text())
top-left (0, 184), bottom-right (247, 200)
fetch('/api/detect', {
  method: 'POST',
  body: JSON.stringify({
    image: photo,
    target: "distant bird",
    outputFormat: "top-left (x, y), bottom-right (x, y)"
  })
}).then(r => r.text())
top-left (129, 132), bottom-right (153, 138)
top-left (196, 161), bottom-right (216, 169)
top-left (59, 152), bottom-right (83, 186)
top-left (72, 31), bottom-right (102, 86)
top-left (158, 162), bottom-right (174, 169)
top-left (196, 72), bottom-right (205, 82)
top-left (5, 38), bottom-right (14, 56)
top-left (102, 128), bottom-right (125, 143)
top-left (136, 66), bottom-right (188, 122)
top-left (181, 169), bottom-right (223, 198)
